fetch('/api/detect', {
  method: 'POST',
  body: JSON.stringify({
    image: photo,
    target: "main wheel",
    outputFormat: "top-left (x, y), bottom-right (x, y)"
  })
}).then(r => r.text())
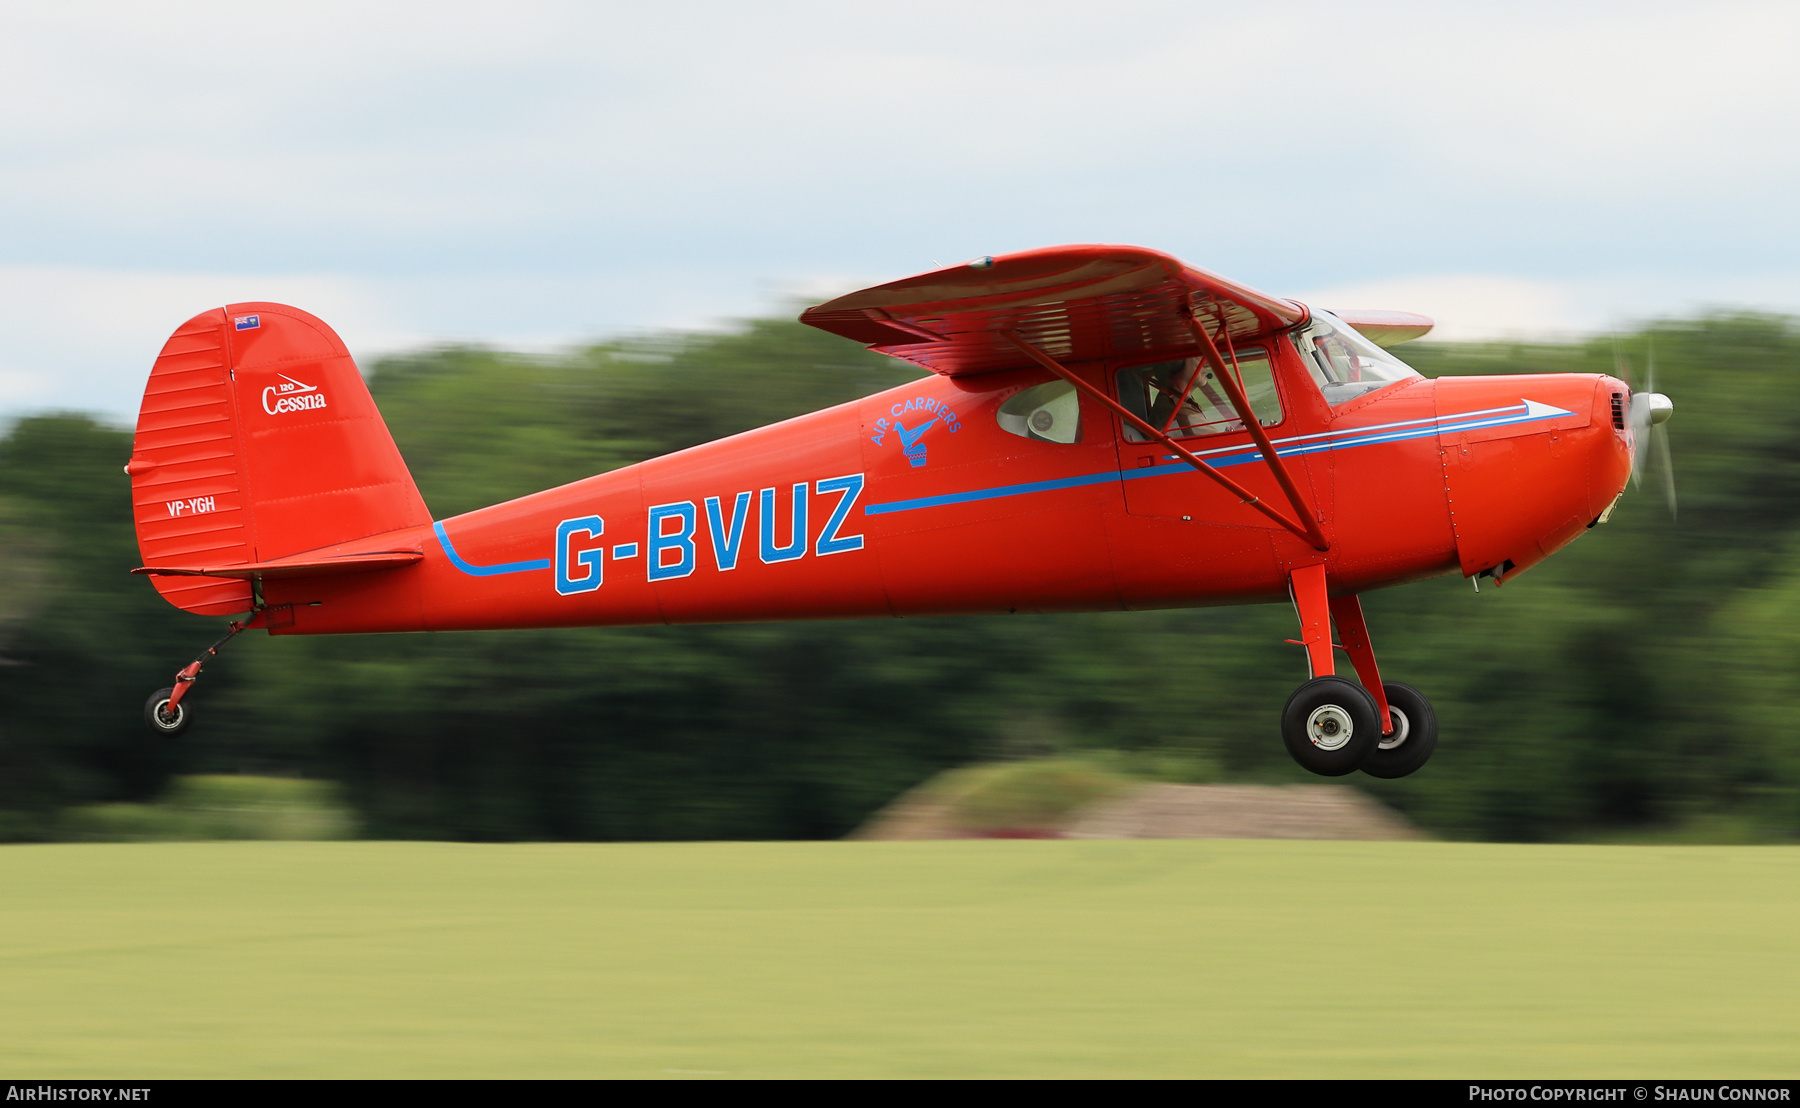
top-left (143, 687), bottom-right (192, 737)
top-left (1281, 676), bottom-right (1380, 776)
top-left (1359, 682), bottom-right (1438, 779)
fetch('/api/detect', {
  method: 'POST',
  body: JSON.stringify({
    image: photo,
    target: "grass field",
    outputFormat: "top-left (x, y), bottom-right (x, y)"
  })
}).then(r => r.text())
top-left (1, 840), bottom-right (1796, 1078)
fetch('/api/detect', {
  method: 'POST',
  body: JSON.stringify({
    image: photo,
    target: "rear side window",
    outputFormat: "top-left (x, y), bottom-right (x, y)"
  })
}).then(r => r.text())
top-left (1116, 347), bottom-right (1281, 441)
top-left (997, 380), bottom-right (1082, 444)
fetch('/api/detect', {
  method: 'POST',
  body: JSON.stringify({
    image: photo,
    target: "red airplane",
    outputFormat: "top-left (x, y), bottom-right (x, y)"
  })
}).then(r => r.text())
top-left (127, 244), bottom-right (1673, 779)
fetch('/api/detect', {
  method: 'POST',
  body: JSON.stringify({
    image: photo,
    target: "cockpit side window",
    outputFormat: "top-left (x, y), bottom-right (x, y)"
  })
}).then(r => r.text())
top-left (1116, 346), bottom-right (1281, 441)
top-left (1295, 311), bottom-right (1422, 406)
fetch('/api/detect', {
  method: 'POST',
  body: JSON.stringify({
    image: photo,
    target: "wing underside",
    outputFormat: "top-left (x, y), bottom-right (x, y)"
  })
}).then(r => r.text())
top-left (801, 245), bottom-right (1309, 376)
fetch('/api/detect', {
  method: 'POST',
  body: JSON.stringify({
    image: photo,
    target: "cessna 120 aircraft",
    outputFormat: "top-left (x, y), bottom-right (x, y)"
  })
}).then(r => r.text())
top-left (127, 244), bottom-right (1673, 778)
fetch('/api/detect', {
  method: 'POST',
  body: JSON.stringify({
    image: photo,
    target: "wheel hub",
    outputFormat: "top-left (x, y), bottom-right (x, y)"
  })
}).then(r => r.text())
top-left (1379, 707), bottom-right (1411, 751)
top-left (1306, 704), bottom-right (1355, 750)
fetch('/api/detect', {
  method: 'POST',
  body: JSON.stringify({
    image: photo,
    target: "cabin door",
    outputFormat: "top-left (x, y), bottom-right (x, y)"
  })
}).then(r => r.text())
top-left (1110, 347), bottom-right (1296, 527)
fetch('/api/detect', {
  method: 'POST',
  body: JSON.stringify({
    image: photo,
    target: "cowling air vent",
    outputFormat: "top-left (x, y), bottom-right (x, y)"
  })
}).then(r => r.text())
top-left (1611, 393), bottom-right (1626, 431)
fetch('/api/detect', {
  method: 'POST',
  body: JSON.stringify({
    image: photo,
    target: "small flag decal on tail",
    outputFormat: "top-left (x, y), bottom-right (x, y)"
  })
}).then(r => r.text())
top-left (234, 315), bottom-right (261, 331)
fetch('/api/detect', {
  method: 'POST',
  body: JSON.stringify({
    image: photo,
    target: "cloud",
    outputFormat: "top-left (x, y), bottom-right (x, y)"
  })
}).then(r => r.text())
top-left (1295, 276), bottom-right (1591, 343)
top-left (1298, 271), bottom-right (1800, 343)
top-left (3, 1), bottom-right (1800, 422)
top-left (5, 2), bottom-right (1798, 274)
top-left (0, 263), bottom-right (801, 425)
top-left (0, 267), bottom-right (414, 425)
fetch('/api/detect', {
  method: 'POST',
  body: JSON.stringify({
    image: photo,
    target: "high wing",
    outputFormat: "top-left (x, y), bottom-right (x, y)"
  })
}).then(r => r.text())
top-left (800, 244), bottom-right (1307, 377)
top-left (804, 244), bottom-right (1333, 550)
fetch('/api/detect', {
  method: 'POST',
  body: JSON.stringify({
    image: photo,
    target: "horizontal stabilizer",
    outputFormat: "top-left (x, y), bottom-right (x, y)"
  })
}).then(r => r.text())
top-left (1333, 309), bottom-right (1434, 347)
top-left (134, 549), bottom-right (422, 581)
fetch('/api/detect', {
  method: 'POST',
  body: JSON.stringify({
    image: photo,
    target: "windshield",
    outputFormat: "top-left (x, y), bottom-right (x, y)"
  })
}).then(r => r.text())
top-left (1295, 310), bottom-right (1421, 406)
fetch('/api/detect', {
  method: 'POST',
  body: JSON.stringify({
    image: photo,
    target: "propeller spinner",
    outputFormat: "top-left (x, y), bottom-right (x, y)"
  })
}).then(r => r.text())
top-left (1617, 342), bottom-right (1676, 517)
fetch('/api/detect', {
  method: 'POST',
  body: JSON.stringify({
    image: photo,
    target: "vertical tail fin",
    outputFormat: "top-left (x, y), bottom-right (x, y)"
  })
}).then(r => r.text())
top-left (128, 303), bottom-right (430, 615)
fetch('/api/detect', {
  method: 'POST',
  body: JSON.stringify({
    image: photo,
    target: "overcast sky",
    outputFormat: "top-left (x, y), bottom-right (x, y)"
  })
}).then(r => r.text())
top-left (4, 1), bottom-right (1799, 425)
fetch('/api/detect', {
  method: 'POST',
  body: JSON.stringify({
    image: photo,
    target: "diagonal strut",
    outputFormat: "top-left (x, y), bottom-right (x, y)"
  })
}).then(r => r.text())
top-left (998, 330), bottom-right (1328, 550)
top-left (1183, 311), bottom-right (1330, 551)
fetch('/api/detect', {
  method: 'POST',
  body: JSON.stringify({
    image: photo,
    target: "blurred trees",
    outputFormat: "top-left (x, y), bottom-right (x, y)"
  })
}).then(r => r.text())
top-left (1, 313), bottom-right (1798, 842)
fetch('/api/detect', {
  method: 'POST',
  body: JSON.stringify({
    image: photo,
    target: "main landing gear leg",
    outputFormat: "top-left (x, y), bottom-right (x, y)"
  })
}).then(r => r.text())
top-left (1328, 593), bottom-right (1439, 779)
top-left (1280, 567), bottom-right (1438, 778)
top-left (1328, 593), bottom-right (1392, 728)
top-left (143, 613), bottom-right (263, 737)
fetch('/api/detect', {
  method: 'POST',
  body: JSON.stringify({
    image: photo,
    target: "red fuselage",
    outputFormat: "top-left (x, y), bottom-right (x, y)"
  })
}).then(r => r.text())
top-left (261, 338), bottom-right (1633, 636)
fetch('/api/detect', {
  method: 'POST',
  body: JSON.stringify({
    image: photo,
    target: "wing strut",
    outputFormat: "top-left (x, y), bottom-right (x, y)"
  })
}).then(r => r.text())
top-left (998, 330), bottom-right (1329, 550)
top-left (1183, 311), bottom-right (1330, 551)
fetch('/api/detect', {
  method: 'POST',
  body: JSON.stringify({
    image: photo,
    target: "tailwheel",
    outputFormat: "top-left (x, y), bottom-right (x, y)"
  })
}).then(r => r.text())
top-left (1281, 676), bottom-right (1381, 777)
top-left (144, 686), bottom-right (192, 737)
top-left (1359, 682), bottom-right (1438, 779)
top-left (141, 614), bottom-right (263, 737)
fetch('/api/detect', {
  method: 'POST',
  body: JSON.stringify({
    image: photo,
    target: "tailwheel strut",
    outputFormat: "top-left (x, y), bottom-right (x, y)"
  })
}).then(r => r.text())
top-left (1280, 565), bottom-right (1439, 778)
top-left (143, 611), bottom-right (266, 737)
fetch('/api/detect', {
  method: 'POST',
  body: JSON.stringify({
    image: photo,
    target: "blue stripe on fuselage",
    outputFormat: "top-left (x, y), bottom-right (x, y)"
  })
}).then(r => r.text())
top-left (862, 469), bottom-right (1124, 516)
top-left (434, 521), bottom-right (552, 576)
top-left (863, 400), bottom-right (1567, 517)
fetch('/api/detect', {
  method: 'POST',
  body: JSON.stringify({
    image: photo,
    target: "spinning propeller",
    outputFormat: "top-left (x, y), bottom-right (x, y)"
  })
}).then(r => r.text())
top-left (1616, 342), bottom-right (1676, 517)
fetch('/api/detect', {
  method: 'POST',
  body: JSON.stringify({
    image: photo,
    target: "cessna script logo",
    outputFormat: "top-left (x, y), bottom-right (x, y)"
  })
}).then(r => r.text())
top-left (263, 374), bottom-right (328, 415)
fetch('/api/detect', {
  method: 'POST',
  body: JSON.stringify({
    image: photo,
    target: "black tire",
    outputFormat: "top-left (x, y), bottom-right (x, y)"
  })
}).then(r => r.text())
top-left (1281, 676), bottom-right (1381, 776)
top-left (1360, 682), bottom-right (1438, 779)
top-left (144, 687), bottom-right (191, 737)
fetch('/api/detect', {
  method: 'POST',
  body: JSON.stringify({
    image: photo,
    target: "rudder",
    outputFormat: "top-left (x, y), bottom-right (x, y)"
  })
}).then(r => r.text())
top-left (128, 303), bottom-right (431, 615)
